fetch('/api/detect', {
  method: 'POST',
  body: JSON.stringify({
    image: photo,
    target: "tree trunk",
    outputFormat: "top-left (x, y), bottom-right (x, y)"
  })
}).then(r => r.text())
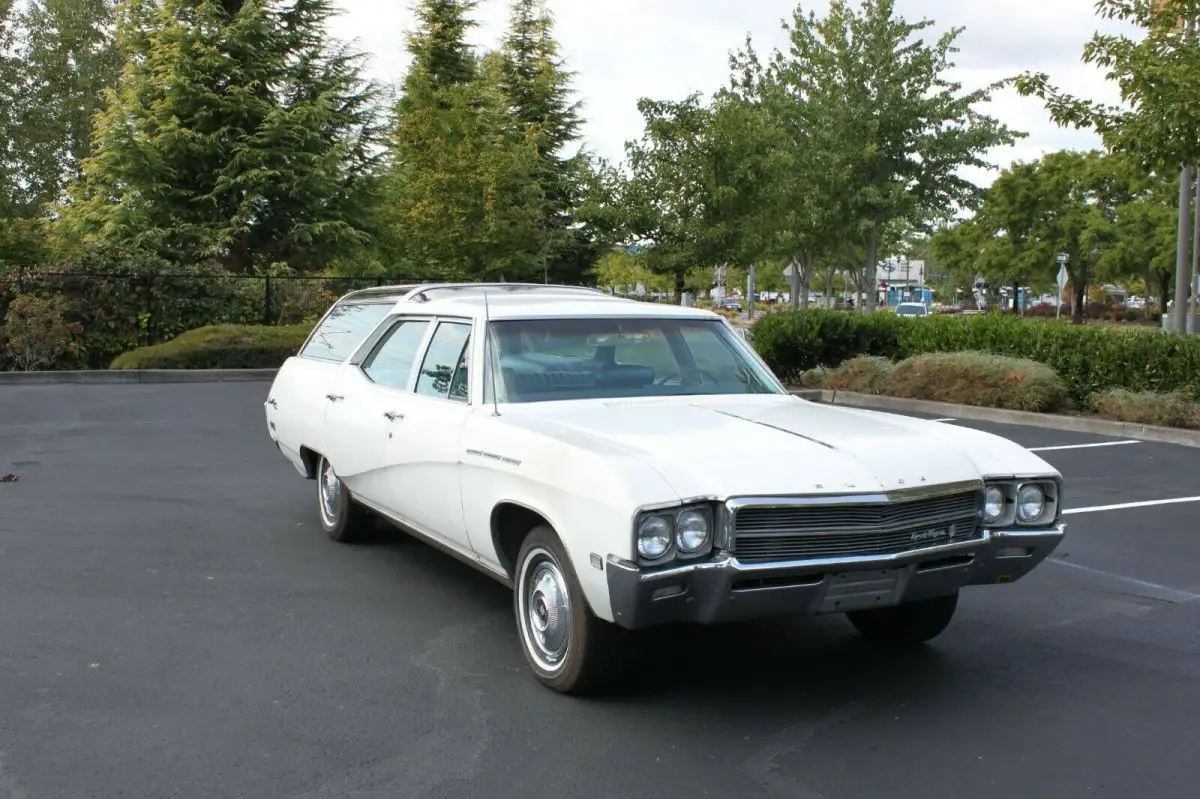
top-left (800, 252), bottom-right (814, 309)
top-left (1073, 280), bottom-right (1086, 325)
top-left (1011, 280), bottom-right (1020, 314)
top-left (674, 272), bottom-right (685, 306)
top-left (864, 224), bottom-right (879, 313)
top-left (1159, 271), bottom-right (1172, 316)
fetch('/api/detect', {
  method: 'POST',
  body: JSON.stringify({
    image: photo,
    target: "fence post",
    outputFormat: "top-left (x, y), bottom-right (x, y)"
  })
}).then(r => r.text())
top-left (143, 272), bottom-right (156, 347)
top-left (263, 275), bottom-right (272, 325)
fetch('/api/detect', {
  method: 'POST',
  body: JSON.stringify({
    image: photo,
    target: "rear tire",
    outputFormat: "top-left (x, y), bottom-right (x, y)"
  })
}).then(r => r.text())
top-left (846, 592), bottom-right (959, 646)
top-left (513, 525), bottom-right (627, 695)
top-left (316, 455), bottom-right (373, 543)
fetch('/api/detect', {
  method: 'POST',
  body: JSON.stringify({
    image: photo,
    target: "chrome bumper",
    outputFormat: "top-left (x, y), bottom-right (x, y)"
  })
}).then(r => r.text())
top-left (604, 523), bottom-right (1066, 629)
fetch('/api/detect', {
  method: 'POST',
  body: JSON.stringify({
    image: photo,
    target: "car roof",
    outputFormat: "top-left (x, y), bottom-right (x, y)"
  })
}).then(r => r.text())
top-left (336, 283), bottom-right (722, 322)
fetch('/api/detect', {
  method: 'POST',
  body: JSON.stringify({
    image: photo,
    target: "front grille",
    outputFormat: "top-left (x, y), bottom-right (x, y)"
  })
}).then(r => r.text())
top-left (731, 489), bottom-right (983, 563)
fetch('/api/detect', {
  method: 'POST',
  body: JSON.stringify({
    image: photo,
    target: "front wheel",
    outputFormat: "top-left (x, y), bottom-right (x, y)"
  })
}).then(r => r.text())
top-left (846, 592), bottom-right (959, 646)
top-left (513, 525), bottom-right (626, 695)
top-left (316, 455), bottom-right (373, 543)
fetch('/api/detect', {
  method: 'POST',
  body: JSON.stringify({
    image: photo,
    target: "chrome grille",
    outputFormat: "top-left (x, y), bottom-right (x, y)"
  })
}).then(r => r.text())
top-left (731, 489), bottom-right (983, 564)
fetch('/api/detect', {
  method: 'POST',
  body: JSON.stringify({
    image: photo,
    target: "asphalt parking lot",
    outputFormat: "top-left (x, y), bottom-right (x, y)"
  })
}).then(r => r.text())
top-left (2, 382), bottom-right (1199, 799)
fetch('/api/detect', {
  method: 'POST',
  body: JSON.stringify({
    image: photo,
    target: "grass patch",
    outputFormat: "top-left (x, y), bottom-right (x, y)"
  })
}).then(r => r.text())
top-left (1092, 388), bottom-right (1200, 429)
top-left (110, 324), bottom-right (309, 370)
top-left (821, 351), bottom-right (1071, 413)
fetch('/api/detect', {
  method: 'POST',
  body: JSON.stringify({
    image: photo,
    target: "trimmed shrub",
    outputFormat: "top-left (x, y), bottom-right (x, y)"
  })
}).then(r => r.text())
top-left (1092, 389), bottom-right (1200, 429)
top-left (824, 355), bottom-right (893, 394)
top-left (884, 352), bottom-right (1071, 413)
top-left (751, 308), bottom-right (1200, 405)
top-left (798, 366), bottom-right (829, 388)
top-left (110, 324), bottom-right (309, 369)
top-left (749, 309), bottom-right (905, 384)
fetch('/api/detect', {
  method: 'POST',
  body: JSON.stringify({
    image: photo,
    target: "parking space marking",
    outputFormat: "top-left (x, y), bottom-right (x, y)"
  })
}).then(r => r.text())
top-left (930, 418), bottom-right (958, 423)
top-left (1049, 559), bottom-right (1200, 603)
top-left (1029, 440), bottom-right (1141, 453)
top-left (1064, 495), bottom-right (1200, 515)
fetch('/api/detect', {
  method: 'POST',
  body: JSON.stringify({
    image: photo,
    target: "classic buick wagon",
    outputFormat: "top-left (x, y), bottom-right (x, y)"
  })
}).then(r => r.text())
top-left (264, 283), bottom-right (1067, 694)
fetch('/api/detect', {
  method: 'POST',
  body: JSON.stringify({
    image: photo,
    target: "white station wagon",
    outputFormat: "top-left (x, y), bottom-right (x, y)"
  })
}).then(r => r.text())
top-left (264, 283), bottom-right (1067, 694)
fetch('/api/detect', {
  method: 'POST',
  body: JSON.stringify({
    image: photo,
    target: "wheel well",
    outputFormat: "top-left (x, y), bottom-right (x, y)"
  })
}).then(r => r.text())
top-left (299, 446), bottom-right (320, 479)
top-left (491, 503), bottom-right (550, 579)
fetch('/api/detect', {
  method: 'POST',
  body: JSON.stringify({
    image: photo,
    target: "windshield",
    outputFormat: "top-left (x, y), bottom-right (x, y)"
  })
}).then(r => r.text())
top-left (897, 304), bottom-right (927, 316)
top-left (484, 317), bottom-right (783, 403)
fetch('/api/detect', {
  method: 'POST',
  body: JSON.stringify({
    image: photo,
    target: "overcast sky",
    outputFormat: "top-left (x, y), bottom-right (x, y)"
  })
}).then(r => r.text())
top-left (328, 0), bottom-right (1136, 187)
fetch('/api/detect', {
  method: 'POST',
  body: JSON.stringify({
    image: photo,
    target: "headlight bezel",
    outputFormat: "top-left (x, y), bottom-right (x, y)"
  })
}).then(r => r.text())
top-left (633, 503), bottom-right (715, 566)
top-left (981, 477), bottom-right (1061, 528)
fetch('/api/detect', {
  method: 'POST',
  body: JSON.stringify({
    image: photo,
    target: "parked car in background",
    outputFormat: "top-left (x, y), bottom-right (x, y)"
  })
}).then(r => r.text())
top-left (894, 302), bottom-right (930, 318)
top-left (717, 297), bottom-right (743, 312)
top-left (264, 283), bottom-right (1067, 695)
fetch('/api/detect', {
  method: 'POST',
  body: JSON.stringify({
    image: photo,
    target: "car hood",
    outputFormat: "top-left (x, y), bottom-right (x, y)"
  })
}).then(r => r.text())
top-left (498, 395), bottom-right (1056, 500)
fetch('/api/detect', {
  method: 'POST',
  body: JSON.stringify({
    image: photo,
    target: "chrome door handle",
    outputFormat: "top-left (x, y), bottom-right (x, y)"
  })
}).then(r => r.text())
top-left (326, 394), bottom-right (344, 402)
top-left (383, 411), bottom-right (405, 421)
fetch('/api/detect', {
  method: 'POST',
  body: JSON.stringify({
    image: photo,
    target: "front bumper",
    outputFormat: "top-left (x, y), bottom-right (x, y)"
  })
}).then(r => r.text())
top-left (605, 523), bottom-right (1066, 629)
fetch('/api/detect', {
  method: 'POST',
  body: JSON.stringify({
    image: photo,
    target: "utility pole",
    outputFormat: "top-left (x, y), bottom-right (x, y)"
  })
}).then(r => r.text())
top-left (1174, 165), bottom-right (1192, 333)
top-left (1172, 9), bottom-right (1196, 333)
top-left (1191, 167), bottom-right (1200, 335)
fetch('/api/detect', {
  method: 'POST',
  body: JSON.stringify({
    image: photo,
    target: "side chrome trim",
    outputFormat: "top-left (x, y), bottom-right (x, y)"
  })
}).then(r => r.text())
top-left (354, 497), bottom-right (512, 588)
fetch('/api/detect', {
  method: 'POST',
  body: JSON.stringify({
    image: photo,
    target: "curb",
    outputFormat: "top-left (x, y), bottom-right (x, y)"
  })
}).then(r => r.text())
top-left (791, 389), bottom-right (1200, 449)
top-left (0, 369), bottom-right (278, 385)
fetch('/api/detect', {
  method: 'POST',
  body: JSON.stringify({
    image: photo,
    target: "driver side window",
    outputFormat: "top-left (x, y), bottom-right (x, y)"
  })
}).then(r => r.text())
top-left (361, 319), bottom-right (431, 390)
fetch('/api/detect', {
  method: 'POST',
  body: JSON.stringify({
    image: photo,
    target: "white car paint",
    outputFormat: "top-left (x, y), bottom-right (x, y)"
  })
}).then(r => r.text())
top-left (265, 283), bottom-right (1063, 628)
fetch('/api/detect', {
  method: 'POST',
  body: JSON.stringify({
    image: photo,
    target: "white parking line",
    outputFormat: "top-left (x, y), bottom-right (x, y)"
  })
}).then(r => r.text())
top-left (930, 418), bottom-right (958, 423)
top-left (1063, 496), bottom-right (1200, 515)
top-left (1028, 440), bottom-right (1141, 453)
top-left (1049, 559), bottom-right (1200, 603)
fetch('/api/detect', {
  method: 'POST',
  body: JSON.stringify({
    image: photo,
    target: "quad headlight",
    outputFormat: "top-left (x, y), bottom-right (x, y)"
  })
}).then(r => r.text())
top-left (981, 478), bottom-right (1060, 528)
top-left (635, 504), bottom-right (714, 564)
top-left (1016, 484), bottom-right (1046, 523)
top-left (636, 515), bottom-right (672, 559)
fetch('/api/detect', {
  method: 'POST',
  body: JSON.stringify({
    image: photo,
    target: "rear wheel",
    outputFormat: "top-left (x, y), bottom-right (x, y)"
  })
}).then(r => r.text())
top-left (846, 592), bottom-right (959, 646)
top-left (316, 455), bottom-right (373, 543)
top-left (513, 525), bottom-right (626, 695)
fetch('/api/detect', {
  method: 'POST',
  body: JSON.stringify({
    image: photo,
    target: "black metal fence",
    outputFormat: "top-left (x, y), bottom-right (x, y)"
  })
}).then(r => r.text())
top-left (3, 270), bottom-right (423, 335)
top-left (0, 269), bottom-right (678, 369)
top-left (0, 270), bottom-right (442, 369)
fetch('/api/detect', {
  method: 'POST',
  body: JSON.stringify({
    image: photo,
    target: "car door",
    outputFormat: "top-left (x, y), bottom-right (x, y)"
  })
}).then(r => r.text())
top-left (321, 316), bottom-right (434, 508)
top-left (378, 317), bottom-right (479, 553)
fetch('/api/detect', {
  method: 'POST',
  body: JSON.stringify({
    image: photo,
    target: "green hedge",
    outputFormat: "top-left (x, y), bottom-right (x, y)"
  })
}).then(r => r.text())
top-left (750, 310), bottom-right (1200, 405)
top-left (110, 324), bottom-right (309, 369)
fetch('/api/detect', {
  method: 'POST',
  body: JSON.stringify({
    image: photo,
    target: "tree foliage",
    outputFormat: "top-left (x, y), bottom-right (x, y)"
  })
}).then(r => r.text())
top-left (495, 0), bottom-right (601, 283)
top-left (59, 0), bottom-right (388, 273)
top-left (7, 0), bottom-right (123, 213)
top-left (934, 150), bottom-right (1179, 321)
top-left (378, 0), bottom-right (543, 280)
top-left (1015, 0), bottom-right (1200, 174)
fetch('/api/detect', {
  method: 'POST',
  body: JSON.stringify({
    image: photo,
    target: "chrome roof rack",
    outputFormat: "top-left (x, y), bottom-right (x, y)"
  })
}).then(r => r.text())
top-left (337, 284), bottom-right (430, 303)
top-left (403, 283), bottom-right (614, 303)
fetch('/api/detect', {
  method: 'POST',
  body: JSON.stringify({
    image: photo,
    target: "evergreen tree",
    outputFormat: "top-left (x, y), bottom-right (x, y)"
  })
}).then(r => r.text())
top-left (378, 0), bottom-right (542, 279)
top-left (61, 0), bottom-right (387, 273)
top-left (497, 0), bottom-right (598, 283)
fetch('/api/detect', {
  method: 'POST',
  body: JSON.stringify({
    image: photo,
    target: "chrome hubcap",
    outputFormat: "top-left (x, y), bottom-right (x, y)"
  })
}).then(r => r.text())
top-left (319, 460), bottom-right (340, 524)
top-left (520, 551), bottom-right (571, 671)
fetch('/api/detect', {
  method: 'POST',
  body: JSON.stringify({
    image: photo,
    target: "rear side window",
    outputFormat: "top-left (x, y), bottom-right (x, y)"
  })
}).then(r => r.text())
top-left (299, 301), bottom-right (394, 363)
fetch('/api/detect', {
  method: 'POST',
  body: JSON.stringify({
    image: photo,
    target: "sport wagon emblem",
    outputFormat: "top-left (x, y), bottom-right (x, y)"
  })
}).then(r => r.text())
top-left (911, 523), bottom-right (955, 543)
